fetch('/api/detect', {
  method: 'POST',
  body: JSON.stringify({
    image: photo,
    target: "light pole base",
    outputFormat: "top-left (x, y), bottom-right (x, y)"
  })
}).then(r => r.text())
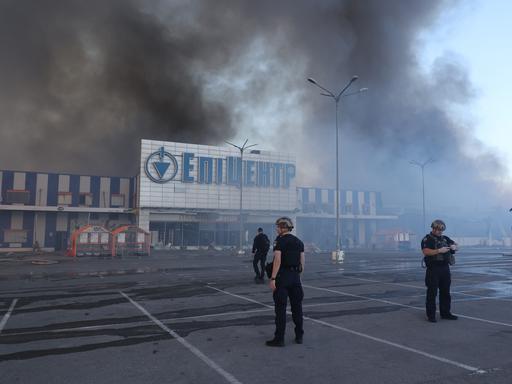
top-left (331, 250), bottom-right (345, 262)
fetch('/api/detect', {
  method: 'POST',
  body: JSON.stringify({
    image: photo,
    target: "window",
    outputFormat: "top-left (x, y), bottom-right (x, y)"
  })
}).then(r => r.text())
top-left (4, 230), bottom-right (28, 243)
top-left (79, 193), bottom-right (93, 206)
top-left (111, 194), bottom-right (125, 207)
top-left (58, 192), bottom-right (72, 206)
top-left (5, 190), bottom-right (30, 204)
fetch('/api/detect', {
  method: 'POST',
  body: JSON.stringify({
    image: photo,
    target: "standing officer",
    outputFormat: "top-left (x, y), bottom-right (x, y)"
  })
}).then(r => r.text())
top-left (266, 217), bottom-right (305, 347)
top-left (421, 219), bottom-right (458, 322)
top-left (252, 227), bottom-right (270, 283)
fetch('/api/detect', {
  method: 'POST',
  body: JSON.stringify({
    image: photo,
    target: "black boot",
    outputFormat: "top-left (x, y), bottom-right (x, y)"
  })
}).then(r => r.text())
top-left (265, 338), bottom-right (284, 347)
top-left (441, 313), bottom-right (458, 320)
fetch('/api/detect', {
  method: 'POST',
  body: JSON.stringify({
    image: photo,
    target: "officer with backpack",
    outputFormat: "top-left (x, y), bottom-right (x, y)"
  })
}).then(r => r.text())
top-left (252, 227), bottom-right (270, 283)
top-left (421, 219), bottom-right (458, 322)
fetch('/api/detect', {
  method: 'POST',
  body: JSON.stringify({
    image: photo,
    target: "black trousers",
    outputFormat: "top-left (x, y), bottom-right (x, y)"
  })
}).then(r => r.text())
top-left (425, 264), bottom-right (451, 318)
top-left (253, 252), bottom-right (267, 278)
top-left (273, 269), bottom-right (304, 340)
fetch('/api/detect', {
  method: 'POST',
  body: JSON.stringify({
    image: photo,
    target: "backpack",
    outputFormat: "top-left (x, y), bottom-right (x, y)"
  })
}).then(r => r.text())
top-left (262, 234), bottom-right (270, 253)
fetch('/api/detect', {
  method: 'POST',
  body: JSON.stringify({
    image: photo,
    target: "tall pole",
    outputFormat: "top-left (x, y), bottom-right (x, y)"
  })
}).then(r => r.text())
top-left (421, 166), bottom-right (426, 231)
top-left (410, 159), bottom-right (433, 231)
top-left (239, 149), bottom-right (244, 254)
top-left (307, 76), bottom-right (366, 258)
top-left (335, 100), bottom-right (340, 253)
top-left (226, 139), bottom-right (257, 254)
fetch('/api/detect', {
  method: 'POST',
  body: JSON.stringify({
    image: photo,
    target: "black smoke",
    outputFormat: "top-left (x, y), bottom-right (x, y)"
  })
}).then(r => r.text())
top-left (0, 0), bottom-right (509, 222)
top-left (0, 0), bottom-right (236, 175)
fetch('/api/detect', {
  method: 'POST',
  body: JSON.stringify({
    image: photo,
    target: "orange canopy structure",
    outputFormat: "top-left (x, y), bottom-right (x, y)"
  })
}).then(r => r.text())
top-left (111, 225), bottom-right (150, 257)
top-left (68, 225), bottom-right (112, 257)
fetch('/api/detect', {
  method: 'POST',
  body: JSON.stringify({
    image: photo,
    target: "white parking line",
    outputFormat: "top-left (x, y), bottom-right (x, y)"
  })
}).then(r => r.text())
top-left (207, 286), bottom-right (484, 374)
top-left (0, 299), bottom-right (18, 334)
top-left (1, 295), bottom-right (425, 338)
top-left (341, 276), bottom-right (512, 303)
top-left (119, 291), bottom-right (243, 384)
top-left (303, 284), bottom-right (512, 328)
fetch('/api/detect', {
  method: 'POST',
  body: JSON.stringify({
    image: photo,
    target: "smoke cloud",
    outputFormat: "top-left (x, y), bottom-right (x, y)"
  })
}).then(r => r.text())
top-left (0, 0), bottom-right (509, 227)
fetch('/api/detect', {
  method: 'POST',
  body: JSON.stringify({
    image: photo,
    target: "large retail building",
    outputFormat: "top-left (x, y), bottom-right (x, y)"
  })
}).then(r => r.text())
top-left (0, 139), bottom-right (396, 252)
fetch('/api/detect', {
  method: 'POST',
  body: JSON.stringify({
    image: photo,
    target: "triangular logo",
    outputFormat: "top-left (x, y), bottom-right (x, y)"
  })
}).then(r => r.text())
top-left (153, 162), bottom-right (170, 179)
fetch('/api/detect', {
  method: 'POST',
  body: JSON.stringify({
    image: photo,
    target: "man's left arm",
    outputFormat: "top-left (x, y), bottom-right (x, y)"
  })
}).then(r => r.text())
top-left (269, 250), bottom-right (281, 292)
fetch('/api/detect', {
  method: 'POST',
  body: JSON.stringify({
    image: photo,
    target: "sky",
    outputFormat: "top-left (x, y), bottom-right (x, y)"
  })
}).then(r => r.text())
top-left (419, 0), bottom-right (512, 181)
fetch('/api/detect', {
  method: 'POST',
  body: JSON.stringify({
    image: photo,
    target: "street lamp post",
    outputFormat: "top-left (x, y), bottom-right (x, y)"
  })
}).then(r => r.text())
top-left (307, 76), bottom-right (367, 260)
top-left (226, 139), bottom-right (257, 255)
top-left (409, 158), bottom-right (434, 231)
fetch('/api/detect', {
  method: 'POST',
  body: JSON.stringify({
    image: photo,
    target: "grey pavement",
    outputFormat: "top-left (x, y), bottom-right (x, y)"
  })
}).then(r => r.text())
top-left (1, 249), bottom-right (512, 383)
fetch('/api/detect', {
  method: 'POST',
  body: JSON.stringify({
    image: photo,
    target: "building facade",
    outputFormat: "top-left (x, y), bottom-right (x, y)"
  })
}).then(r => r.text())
top-left (296, 187), bottom-right (397, 249)
top-left (0, 170), bottom-right (135, 252)
top-left (0, 139), bottom-right (398, 252)
top-left (138, 139), bottom-right (298, 248)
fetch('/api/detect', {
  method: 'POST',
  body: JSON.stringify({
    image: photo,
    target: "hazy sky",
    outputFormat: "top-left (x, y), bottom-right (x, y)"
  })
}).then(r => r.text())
top-left (419, 0), bottom-right (512, 181)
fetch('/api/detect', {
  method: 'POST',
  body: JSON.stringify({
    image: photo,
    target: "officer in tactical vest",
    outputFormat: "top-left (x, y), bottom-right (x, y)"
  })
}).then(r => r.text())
top-left (266, 217), bottom-right (305, 347)
top-left (421, 219), bottom-right (458, 322)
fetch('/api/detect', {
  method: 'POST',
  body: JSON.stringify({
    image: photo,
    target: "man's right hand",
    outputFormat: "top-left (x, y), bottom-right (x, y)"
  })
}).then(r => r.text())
top-left (438, 247), bottom-right (450, 254)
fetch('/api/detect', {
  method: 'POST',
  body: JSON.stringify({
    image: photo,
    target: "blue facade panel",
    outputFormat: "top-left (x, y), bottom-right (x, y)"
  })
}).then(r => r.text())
top-left (315, 188), bottom-right (322, 206)
top-left (69, 212), bottom-right (78, 231)
top-left (47, 173), bottom-right (58, 206)
top-left (25, 172), bottom-right (37, 205)
top-left (354, 220), bottom-right (360, 244)
top-left (110, 177), bottom-right (120, 195)
top-left (353, 191), bottom-right (359, 215)
top-left (70, 175), bottom-right (80, 206)
top-left (301, 188), bottom-right (309, 203)
top-left (91, 176), bottom-right (101, 208)
top-left (376, 192), bottom-right (383, 211)
top-left (129, 177), bottom-right (135, 208)
top-left (328, 190), bottom-right (334, 204)
top-left (45, 213), bottom-right (57, 248)
top-left (0, 211), bottom-right (10, 243)
top-left (1, 171), bottom-right (14, 203)
top-left (23, 211), bottom-right (34, 247)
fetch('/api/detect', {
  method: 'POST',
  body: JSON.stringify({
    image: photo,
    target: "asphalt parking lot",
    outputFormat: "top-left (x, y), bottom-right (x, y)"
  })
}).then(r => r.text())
top-left (1, 249), bottom-right (512, 384)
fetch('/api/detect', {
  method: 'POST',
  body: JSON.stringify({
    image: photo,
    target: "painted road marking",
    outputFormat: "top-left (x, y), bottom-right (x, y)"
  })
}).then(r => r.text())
top-left (0, 299), bottom-right (18, 334)
top-left (208, 286), bottom-right (485, 374)
top-left (120, 291), bottom-right (243, 384)
top-left (303, 284), bottom-right (512, 328)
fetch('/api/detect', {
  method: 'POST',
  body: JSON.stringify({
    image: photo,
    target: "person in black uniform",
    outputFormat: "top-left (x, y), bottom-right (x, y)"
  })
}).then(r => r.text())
top-left (421, 219), bottom-right (458, 322)
top-left (252, 227), bottom-right (270, 283)
top-left (266, 217), bottom-right (305, 347)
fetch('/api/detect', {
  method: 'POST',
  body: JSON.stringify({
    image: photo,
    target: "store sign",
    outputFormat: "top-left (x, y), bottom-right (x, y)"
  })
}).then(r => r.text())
top-left (144, 147), bottom-right (179, 183)
top-left (144, 146), bottom-right (296, 188)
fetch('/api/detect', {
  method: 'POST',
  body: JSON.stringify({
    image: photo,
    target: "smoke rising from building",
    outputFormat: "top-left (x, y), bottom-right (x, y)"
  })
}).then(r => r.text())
top-left (0, 0), bottom-right (509, 220)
